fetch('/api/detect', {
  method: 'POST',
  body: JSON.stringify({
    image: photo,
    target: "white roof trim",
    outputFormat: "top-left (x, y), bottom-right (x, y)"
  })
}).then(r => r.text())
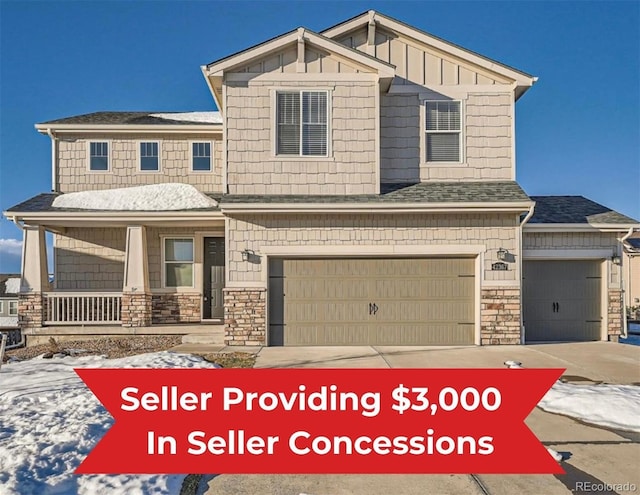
top-left (322, 11), bottom-right (536, 87)
top-left (524, 223), bottom-right (639, 232)
top-left (35, 124), bottom-right (221, 134)
top-left (205, 27), bottom-right (395, 78)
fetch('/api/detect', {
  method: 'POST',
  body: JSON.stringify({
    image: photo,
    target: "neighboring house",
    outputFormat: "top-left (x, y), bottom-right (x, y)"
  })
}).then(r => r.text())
top-left (622, 234), bottom-right (640, 317)
top-left (0, 274), bottom-right (20, 330)
top-left (3, 10), bottom-right (638, 346)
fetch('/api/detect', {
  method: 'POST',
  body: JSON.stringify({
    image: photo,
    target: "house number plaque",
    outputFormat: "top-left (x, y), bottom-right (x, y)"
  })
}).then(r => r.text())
top-left (491, 262), bottom-right (508, 271)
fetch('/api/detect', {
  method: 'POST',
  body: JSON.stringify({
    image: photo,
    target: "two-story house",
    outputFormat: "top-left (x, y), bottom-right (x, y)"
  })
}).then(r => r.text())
top-left (5, 11), bottom-right (637, 346)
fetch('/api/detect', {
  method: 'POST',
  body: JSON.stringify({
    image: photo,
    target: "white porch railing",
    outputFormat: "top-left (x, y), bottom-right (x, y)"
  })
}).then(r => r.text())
top-left (44, 292), bottom-right (122, 325)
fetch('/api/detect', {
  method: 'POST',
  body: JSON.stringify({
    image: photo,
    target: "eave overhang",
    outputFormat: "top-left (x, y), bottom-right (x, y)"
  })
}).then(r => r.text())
top-left (35, 124), bottom-right (222, 134)
top-left (524, 223), bottom-right (640, 233)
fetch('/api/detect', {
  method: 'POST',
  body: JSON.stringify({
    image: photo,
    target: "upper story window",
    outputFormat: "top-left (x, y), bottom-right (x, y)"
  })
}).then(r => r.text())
top-left (276, 91), bottom-right (328, 156)
top-left (192, 142), bottom-right (212, 172)
top-left (163, 238), bottom-right (194, 288)
top-left (89, 142), bottom-right (109, 171)
top-left (9, 301), bottom-right (18, 316)
top-left (425, 101), bottom-right (462, 162)
top-left (140, 142), bottom-right (160, 171)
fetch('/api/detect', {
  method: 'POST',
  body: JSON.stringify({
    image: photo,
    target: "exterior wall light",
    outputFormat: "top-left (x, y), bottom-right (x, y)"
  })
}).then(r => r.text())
top-left (497, 247), bottom-right (509, 261)
top-left (241, 249), bottom-right (255, 262)
top-left (611, 254), bottom-right (621, 265)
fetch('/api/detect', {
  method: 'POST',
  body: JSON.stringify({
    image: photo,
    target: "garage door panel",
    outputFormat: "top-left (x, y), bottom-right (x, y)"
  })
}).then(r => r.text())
top-left (269, 257), bottom-right (476, 346)
top-left (524, 260), bottom-right (602, 342)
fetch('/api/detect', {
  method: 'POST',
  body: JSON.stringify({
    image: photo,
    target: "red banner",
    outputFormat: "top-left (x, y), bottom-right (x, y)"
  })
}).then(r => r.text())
top-left (74, 368), bottom-right (563, 474)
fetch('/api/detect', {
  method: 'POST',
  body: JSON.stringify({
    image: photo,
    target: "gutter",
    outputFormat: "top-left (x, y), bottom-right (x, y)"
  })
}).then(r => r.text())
top-left (618, 227), bottom-right (636, 339)
top-left (519, 202), bottom-right (536, 344)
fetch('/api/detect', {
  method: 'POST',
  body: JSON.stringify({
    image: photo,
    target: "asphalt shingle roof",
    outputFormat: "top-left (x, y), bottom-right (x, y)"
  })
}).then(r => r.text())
top-left (528, 196), bottom-right (638, 224)
top-left (39, 111), bottom-right (220, 126)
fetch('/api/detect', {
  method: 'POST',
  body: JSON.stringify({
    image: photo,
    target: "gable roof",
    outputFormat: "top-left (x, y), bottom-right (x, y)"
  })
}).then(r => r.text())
top-left (321, 10), bottom-right (537, 96)
top-left (528, 196), bottom-right (638, 226)
top-left (0, 274), bottom-right (21, 297)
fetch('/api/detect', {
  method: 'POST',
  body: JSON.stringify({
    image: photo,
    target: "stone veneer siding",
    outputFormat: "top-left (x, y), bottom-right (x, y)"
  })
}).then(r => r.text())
top-left (18, 293), bottom-right (44, 333)
top-left (224, 288), bottom-right (266, 346)
top-left (481, 288), bottom-right (521, 345)
top-left (152, 294), bottom-right (201, 324)
top-left (121, 293), bottom-right (152, 327)
top-left (608, 289), bottom-right (623, 342)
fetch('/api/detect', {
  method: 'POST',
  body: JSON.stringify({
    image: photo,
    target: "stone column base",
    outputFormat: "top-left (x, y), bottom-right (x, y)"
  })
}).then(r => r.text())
top-left (121, 292), bottom-right (152, 327)
top-left (607, 289), bottom-right (623, 341)
top-left (224, 288), bottom-right (266, 346)
top-left (481, 288), bottom-right (521, 345)
top-left (19, 292), bottom-right (44, 332)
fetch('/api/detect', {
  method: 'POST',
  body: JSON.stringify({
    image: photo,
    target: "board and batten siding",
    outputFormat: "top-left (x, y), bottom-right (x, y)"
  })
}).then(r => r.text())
top-left (523, 231), bottom-right (621, 287)
top-left (56, 134), bottom-right (223, 194)
top-left (226, 213), bottom-right (519, 284)
top-left (225, 79), bottom-right (377, 195)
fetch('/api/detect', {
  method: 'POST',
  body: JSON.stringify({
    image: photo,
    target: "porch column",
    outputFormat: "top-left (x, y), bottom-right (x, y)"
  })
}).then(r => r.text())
top-left (19, 225), bottom-right (50, 332)
top-left (121, 225), bottom-right (152, 327)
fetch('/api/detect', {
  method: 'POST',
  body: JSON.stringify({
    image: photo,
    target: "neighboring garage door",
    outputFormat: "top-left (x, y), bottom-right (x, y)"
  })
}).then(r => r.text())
top-left (268, 257), bottom-right (475, 346)
top-left (523, 260), bottom-right (602, 342)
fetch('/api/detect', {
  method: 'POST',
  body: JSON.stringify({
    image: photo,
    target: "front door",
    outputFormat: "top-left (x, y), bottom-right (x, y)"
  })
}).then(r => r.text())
top-left (203, 237), bottom-right (225, 319)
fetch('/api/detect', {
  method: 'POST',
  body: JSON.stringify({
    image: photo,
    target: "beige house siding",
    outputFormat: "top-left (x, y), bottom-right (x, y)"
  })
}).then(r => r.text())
top-left (225, 79), bottom-right (377, 195)
top-left (56, 133), bottom-right (223, 193)
top-left (232, 46), bottom-right (371, 74)
top-left (226, 213), bottom-right (519, 284)
top-left (380, 92), bottom-right (512, 182)
top-left (339, 27), bottom-right (510, 86)
top-left (623, 252), bottom-right (640, 306)
top-left (54, 228), bottom-right (126, 290)
top-left (523, 231), bottom-right (621, 288)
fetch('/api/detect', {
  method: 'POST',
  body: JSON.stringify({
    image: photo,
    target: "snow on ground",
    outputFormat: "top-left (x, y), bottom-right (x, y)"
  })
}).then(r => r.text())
top-left (538, 381), bottom-right (640, 433)
top-left (4, 277), bottom-right (20, 295)
top-left (150, 112), bottom-right (222, 124)
top-left (52, 183), bottom-right (217, 211)
top-left (0, 351), bottom-right (217, 495)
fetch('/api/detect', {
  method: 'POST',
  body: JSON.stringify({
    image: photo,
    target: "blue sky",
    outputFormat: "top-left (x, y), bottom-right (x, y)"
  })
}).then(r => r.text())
top-left (0, 1), bottom-right (638, 273)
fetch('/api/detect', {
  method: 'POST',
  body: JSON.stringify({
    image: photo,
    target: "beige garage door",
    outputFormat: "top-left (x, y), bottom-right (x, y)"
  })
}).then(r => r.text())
top-left (268, 257), bottom-right (475, 346)
top-left (523, 260), bottom-right (602, 342)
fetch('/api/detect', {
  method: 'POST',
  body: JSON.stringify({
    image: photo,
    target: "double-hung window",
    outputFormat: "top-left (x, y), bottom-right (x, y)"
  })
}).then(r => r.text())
top-left (164, 238), bottom-right (194, 288)
top-left (192, 142), bottom-right (212, 171)
top-left (425, 101), bottom-right (462, 162)
top-left (140, 142), bottom-right (160, 171)
top-left (89, 142), bottom-right (109, 171)
top-left (276, 91), bottom-right (328, 156)
top-left (9, 301), bottom-right (18, 316)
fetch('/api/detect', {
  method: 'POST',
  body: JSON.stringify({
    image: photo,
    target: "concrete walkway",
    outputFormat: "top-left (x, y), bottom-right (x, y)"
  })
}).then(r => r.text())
top-left (204, 342), bottom-right (640, 495)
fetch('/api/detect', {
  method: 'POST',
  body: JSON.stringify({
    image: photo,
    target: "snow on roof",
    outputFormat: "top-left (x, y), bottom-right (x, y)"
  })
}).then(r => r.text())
top-left (0, 316), bottom-right (18, 328)
top-left (149, 111), bottom-right (222, 124)
top-left (4, 278), bottom-right (20, 295)
top-left (52, 183), bottom-right (218, 211)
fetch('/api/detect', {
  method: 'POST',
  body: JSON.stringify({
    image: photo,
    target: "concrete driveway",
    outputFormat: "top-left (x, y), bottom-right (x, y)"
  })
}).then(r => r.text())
top-left (205, 342), bottom-right (640, 495)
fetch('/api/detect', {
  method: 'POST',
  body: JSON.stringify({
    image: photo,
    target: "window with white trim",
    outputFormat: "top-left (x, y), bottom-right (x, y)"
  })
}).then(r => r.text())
top-left (276, 91), bottom-right (328, 156)
top-left (9, 301), bottom-right (18, 316)
top-left (140, 142), bottom-right (159, 171)
top-left (192, 142), bottom-right (212, 171)
top-left (425, 101), bottom-right (461, 162)
top-left (163, 238), bottom-right (194, 288)
top-left (89, 142), bottom-right (109, 171)
top-left (0, 301), bottom-right (4, 314)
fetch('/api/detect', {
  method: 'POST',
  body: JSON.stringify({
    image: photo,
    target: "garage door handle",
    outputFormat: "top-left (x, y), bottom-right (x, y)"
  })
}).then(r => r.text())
top-left (369, 303), bottom-right (378, 315)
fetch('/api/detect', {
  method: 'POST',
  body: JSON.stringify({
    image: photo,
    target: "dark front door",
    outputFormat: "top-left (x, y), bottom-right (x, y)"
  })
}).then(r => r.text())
top-left (203, 237), bottom-right (225, 319)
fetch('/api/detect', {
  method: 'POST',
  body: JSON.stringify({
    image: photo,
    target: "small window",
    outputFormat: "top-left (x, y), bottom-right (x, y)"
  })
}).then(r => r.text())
top-left (0, 301), bottom-right (4, 314)
top-left (140, 142), bottom-right (159, 171)
top-left (276, 91), bottom-right (328, 156)
top-left (192, 142), bottom-right (211, 171)
top-left (164, 238), bottom-right (194, 288)
top-left (425, 101), bottom-right (462, 162)
top-left (8, 301), bottom-right (18, 316)
top-left (89, 142), bottom-right (109, 171)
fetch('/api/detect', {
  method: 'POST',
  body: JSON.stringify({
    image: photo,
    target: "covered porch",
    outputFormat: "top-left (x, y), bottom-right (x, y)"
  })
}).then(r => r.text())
top-left (10, 205), bottom-right (226, 336)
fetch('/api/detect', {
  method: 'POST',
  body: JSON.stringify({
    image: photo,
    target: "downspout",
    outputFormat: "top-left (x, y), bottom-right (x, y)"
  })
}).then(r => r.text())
top-left (519, 203), bottom-right (536, 344)
top-left (618, 227), bottom-right (635, 339)
top-left (46, 129), bottom-right (57, 192)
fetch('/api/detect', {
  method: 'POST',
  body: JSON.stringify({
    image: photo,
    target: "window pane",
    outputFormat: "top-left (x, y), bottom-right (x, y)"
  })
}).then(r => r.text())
top-left (302, 123), bottom-right (327, 155)
top-left (302, 91), bottom-right (327, 124)
top-left (90, 156), bottom-right (108, 171)
top-left (193, 156), bottom-right (211, 171)
top-left (427, 133), bottom-right (460, 162)
top-left (277, 92), bottom-right (300, 125)
top-left (192, 142), bottom-right (211, 170)
top-left (277, 92), bottom-right (300, 155)
top-left (165, 239), bottom-right (193, 262)
top-left (165, 263), bottom-right (193, 287)
top-left (9, 301), bottom-right (18, 315)
top-left (426, 101), bottom-right (460, 131)
top-left (141, 156), bottom-right (158, 171)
